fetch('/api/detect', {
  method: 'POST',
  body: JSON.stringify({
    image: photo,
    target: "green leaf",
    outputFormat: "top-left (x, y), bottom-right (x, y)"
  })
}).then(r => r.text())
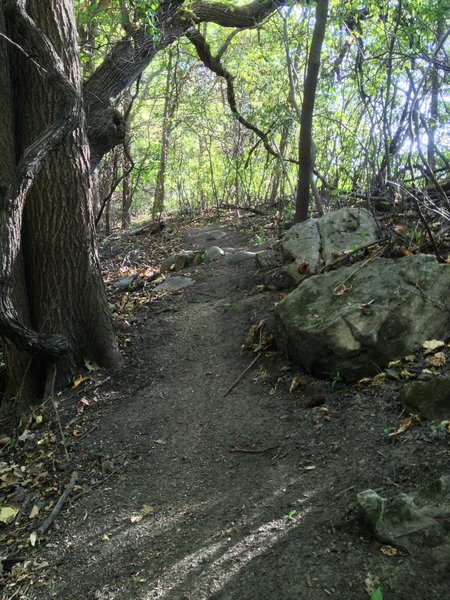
top-left (371, 588), bottom-right (383, 600)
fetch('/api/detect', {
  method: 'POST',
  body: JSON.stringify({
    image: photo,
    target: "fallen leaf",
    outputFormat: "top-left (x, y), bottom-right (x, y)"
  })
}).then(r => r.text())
top-left (72, 375), bottom-right (88, 389)
top-left (428, 352), bottom-right (446, 367)
top-left (101, 534), bottom-right (110, 541)
top-left (380, 545), bottom-right (398, 556)
top-left (84, 359), bottom-right (99, 371)
top-left (388, 414), bottom-right (420, 437)
top-left (355, 377), bottom-right (372, 388)
top-left (371, 588), bottom-right (383, 600)
top-left (387, 360), bottom-right (401, 368)
top-left (243, 320), bottom-right (264, 347)
top-left (29, 531), bottom-right (38, 547)
top-left (303, 465), bottom-right (316, 471)
top-left (34, 414), bottom-right (43, 425)
top-left (333, 283), bottom-right (352, 296)
top-left (371, 373), bottom-right (386, 386)
top-left (400, 369), bottom-right (414, 380)
top-left (289, 374), bottom-right (313, 392)
top-left (313, 407), bottom-right (329, 423)
top-left (297, 261), bottom-right (309, 274)
top-left (0, 506), bottom-right (19, 524)
top-left (404, 354), bottom-right (416, 363)
top-left (130, 514), bottom-right (143, 524)
top-left (423, 339), bottom-right (445, 354)
top-left (18, 429), bottom-right (33, 442)
top-left (29, 504), bottom-right (40, 519)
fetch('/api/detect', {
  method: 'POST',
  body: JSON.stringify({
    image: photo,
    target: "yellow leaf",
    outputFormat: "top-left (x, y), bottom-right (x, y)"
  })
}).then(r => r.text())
top-left (428, 352), bottom-right (446, 367)
top-left (381, 545), bottom-right (398, 556)
top-left (289, 374), bottom-right (313, 392)
top-left (423, 339), bottom-right (445, 354)
top-left (34, 414), bottom-right (43, 425)
top-left (387, 360), bottom-right (401, 368)
top-left (72, 375), bottom-right (88, 389)
top-left (101, 534), bottom-right (110, 541)
top-left (142, 505), bottom-right (154, 515)
top-left (404, 354), bottom-right (416, 363)
top-left (371, 373), bottom-right (386, 386)
top-left (400, 369), bottom-right (414, 380)
top-left (389, 414), bottom-right (420, 437)
top-left (0, 506), bottom-right (19, 524)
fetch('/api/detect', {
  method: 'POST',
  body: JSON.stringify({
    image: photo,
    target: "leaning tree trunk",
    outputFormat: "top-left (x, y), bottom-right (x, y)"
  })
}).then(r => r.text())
top-left (294, 0), bottom-right (329, 223)
top-left (1, 0), bottom-right (120, 413)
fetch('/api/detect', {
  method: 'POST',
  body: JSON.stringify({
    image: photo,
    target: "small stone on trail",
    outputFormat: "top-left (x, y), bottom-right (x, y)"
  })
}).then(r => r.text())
top-left (155, 277), bottom-right (195, 292)
top-left (112, 275), bottom-right (136, 288)
top-left (203, 246), bottom-right (225, 261)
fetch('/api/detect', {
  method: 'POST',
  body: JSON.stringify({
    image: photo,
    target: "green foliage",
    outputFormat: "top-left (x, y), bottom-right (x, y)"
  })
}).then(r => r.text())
top-left (134, 0), bottom-right (161, 38)
top-left (371, 588), bottom-right (383, 600)
top-left (75, 0), bottom-right (449, 225)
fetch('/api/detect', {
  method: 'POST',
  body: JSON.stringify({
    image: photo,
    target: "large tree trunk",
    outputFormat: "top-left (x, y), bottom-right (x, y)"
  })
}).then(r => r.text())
top-left (1, 0), bottom-right (120, 412)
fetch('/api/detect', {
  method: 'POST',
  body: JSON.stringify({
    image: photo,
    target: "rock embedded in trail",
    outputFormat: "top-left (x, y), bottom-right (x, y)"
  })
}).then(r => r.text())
top-left (275, 254), bottom-right (450, 380)
top-left (358, 475), bottom-right (450, 570)
top-left (281, 207), bottom-right (379, 283)
top-left (229, 250), bottom-right (257, 264)
top-left (203, 246), bottom-right (225, 261)
top-left (155, 276), bottom-right (195, 292)
top-left (400, 376), bottom-right (450, 419)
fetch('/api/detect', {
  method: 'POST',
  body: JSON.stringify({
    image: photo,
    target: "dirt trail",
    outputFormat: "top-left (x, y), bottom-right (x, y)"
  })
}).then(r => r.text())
top-left (27, 223), bottom-right (450, 599)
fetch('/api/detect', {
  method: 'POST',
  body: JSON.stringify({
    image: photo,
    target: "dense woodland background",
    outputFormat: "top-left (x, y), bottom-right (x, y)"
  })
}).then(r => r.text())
top-left (84, 0), bottom-right (449, 228)
top-left (0, 0), bottom-right (448, 412)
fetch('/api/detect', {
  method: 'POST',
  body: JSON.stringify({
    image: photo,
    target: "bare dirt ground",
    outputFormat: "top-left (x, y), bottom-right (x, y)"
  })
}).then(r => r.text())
top-left (2, 213), bottom-right (450, 599)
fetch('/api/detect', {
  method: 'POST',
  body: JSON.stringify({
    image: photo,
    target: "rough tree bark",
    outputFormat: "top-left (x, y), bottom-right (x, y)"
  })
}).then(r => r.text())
top-left (0, 0), bottom-right (299, 413)
top-left (0, 0), bottom-right (120, 412)
top-left (294, 0), bottom-right (329, 223)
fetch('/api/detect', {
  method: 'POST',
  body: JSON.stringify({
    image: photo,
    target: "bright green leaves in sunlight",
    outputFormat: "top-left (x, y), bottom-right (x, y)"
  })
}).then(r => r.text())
top-left (134, 0), bottom-right (161, 39)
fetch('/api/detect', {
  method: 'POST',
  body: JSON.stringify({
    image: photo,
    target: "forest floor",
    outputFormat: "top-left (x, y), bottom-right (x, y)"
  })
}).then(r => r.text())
top-left (1, 211), bottom-right (450, 599)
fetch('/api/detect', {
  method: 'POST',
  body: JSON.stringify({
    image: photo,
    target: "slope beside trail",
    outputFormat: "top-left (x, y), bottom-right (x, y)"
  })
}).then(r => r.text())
top-left (25, 220), bottom-right (450, 599)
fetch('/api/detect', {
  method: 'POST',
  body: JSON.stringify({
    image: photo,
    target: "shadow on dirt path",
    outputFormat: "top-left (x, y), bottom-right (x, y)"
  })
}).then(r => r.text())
top-left (26, 222), bottom-right (450, 599)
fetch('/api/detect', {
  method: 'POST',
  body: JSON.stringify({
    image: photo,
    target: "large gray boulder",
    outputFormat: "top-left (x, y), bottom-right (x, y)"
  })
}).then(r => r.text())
top-left (281, 207), bottom-right (379, 283)
top-left (275, 254), bottom-right (450, 380)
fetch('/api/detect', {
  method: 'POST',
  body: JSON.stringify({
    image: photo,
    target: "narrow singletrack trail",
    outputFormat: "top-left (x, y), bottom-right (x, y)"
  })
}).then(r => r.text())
top-left (32, 224), bottom-right (450, 600)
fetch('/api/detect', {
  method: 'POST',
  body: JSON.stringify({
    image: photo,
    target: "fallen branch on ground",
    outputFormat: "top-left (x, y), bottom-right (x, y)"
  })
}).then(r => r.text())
top-left (36, 471), bottom-right (78, 537)
top-left (230, 445), bottom-right (279, 454)
top-left (223, 354), bottom-right (260, 397)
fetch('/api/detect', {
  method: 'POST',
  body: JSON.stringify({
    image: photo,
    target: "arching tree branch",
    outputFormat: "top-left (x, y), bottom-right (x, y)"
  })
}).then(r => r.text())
top-left (83, 0), bottom-right (300, 167)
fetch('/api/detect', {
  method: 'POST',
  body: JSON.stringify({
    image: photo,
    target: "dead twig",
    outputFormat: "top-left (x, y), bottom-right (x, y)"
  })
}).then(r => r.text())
top-left (45, 364), bottom-right (69, 460)
top-left (75, 423), bottom-right (99, 442)
top-left (71, 465), bottom-right (124, 502)
top-left (35, 471), bottom-right (78, 537)
top-left (317, 239), bottom-right (383, 274)
top-left (223, 354), bottom-right (260, 397)
top-left (230, 444), bottom-right (279, 454)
